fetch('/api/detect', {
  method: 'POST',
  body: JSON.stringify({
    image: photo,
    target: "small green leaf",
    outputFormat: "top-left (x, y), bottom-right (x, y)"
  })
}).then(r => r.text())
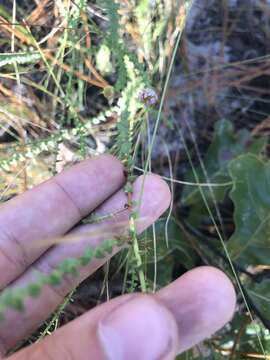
top-left (47, 270), bottom-right (63, 286)
top-left (124, 182), bottom-right (133, 193)
top-left (4, 291), bottom-right (24, 311)
top-left (58, 258), bottom-right (80, 275)
top-left (28, 283), bottom-right (42, 298)
top-left (94, 247), bottom-right (106, 259)
top-left (79, 248), bottom-right (94, 266)
top-left (102, 239), bottom-right (116, 254)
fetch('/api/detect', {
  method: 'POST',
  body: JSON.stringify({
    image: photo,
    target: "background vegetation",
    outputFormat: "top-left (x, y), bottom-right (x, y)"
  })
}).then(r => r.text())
top-left (0, 0), bottom-right (270, 359)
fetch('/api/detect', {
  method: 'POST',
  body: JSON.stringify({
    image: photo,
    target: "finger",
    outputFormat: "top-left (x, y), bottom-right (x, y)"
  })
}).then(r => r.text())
top-left (8, 295), bottom-right (179, 360)
top-left (8, 267), bottom-right (236, 360)
top-left (0, 175), bottom-right (171, 354)
top-left (0, 155), bottom-right (124, 288)
top-left (157, 266), bottom-right (236, 353)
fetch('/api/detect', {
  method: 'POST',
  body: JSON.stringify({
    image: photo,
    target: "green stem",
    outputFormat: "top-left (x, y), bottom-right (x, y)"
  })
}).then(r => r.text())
top-left (132, 225), bottom-right (147, 292)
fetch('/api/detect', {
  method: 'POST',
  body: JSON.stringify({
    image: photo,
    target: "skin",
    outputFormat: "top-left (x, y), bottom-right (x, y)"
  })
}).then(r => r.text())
top-left (0, 154), bottom-right (236, 359)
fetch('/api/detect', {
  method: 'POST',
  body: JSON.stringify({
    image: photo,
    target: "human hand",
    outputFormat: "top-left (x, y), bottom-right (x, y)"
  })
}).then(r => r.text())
top-left (0, 155), bottom-right (236, 359)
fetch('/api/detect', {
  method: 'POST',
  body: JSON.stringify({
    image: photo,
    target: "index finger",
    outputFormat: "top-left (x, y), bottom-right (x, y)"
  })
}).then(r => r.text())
top-left (0, 154), bottom-right (124, 288)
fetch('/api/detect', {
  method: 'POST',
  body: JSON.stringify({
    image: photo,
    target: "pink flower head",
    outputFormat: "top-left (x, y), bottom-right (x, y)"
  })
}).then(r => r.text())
top-left (139, 88), bottom-right (158, 106)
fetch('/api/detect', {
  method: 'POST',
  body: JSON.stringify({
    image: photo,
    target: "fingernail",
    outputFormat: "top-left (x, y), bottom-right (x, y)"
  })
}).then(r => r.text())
top-left (98, 297), bottom-right (175, 360)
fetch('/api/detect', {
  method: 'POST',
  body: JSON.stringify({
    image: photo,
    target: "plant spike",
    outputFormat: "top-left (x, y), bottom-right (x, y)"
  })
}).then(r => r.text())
top-left (0, 238), bottom-right (122, 320)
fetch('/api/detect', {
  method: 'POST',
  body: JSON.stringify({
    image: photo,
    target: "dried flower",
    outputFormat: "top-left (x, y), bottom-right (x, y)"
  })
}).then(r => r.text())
top-left (103, 86), bottom-right (115, 100)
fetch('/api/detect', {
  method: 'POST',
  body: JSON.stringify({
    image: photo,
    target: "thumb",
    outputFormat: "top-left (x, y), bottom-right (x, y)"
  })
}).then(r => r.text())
top-left (8, 295), bottom-right (179, 360)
